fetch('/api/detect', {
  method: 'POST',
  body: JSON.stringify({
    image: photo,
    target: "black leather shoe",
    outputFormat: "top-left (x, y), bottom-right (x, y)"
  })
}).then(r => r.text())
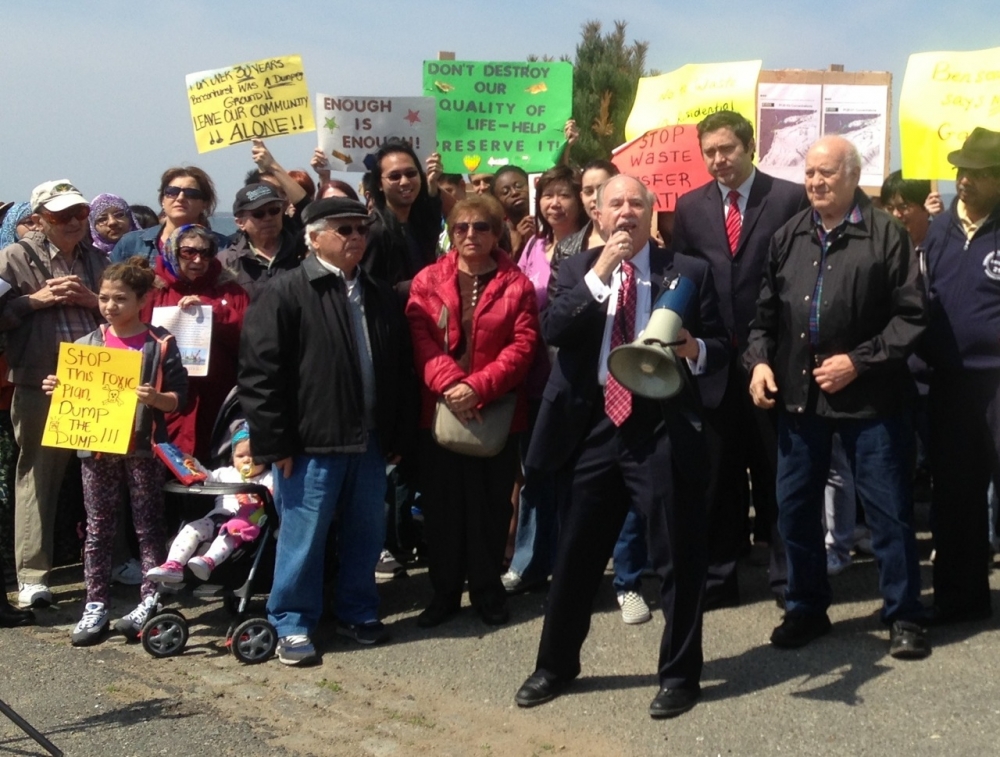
top-left (770, 611), bottom-right (832, 648)
top-left (0, 598), bottom-right (35, 628)
top-left (889, 620), bottom-right (930, 660)
top-left (514, 673), bottom-right (571, 708)
top-left (477, 602), bottom-right (509, 626)
top-left (925, 604), bottom-right (992, 627)
top-left (649, 686), bottom-right (700, 719)
top-left (416, 600), bottom-right (460, 628)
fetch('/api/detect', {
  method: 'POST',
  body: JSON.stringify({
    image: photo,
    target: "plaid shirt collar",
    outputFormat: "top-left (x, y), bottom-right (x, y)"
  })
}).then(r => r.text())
top-left (812, 204), bottom-right (863, 251)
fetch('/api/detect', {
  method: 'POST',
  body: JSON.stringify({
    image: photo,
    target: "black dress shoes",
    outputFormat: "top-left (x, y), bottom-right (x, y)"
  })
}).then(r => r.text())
top-left (770, 611), bottom-right (832, 648)
top-left (649, 686), bottom-right (700, 719)
top-left (889, 620), bottom-right (931, 660)
top-left (477, 602), bottom-right (510, 626)
top-left (416, 600), bottom-right (460, 628)
top-left (0, 598), bottom-right (36, 628)
top-left (514, 673), bottom-right (572, 708)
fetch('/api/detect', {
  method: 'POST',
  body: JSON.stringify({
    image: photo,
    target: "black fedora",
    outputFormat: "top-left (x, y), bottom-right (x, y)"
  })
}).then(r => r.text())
top-left (947, 127), bottom-right (1000, 170)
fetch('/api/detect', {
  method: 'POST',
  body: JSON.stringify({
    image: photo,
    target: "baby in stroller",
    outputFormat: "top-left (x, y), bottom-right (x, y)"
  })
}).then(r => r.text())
top-left (148, 422), bottom-right (272, 583)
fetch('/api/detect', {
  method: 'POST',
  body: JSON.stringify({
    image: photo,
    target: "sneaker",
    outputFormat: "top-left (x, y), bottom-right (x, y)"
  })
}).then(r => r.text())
top-left (114, 595), bottom-right (158, 641)
top-left (187, 555), bottom-right (216, 582)
top-left (146, 560), bottom-right (185, 584)
top-left (276, 634), bottom-right (318, 666)
top-left (17, 583), bottom-right (52, 609)
top-left (375, 549), bottom-right (406, 578)
top-left (770, 611), bottom-right (832, 649)
top-left (336, 619), bottom-right (389, 645)
top-left (501, 570), bottom-right (523, 593)
top-left (71, 602), bottom-right (110, 646)
top-left (617, 591), bottom-right (652, 625)
top-left (111, 558), bottom-right (143, 585)
top-left (826, 551), bottom-right (852, 576)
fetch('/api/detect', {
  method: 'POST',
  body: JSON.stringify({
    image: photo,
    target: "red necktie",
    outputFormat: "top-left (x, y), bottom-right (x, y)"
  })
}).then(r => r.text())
top-left (725, 189), bottom-right (742, 256)
top-left (605, 261), bottom-right (636, 426)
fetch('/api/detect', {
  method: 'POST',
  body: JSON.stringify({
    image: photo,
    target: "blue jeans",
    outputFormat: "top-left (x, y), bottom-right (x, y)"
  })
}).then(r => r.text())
top-left (612, 508), bottom-right (648, 593)
top-left (267, 435), bottom-right (386, 636)
top-left (508, 465), bottom-right (559, 583)
top-left (776, 412), bottom-right (923, 624)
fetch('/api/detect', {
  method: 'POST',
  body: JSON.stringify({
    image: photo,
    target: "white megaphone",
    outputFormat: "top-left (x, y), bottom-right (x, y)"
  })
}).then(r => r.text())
top-left (607, 275), bottom-right (697, 399)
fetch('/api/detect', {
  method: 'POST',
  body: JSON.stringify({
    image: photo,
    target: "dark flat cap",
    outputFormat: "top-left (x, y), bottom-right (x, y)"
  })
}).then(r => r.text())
top-left (301, 197), bottom-right (369, 225)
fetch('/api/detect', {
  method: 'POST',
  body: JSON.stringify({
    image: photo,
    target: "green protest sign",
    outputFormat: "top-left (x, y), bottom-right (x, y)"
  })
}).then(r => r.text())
top-left (422, 60), bottom-right (574, 174)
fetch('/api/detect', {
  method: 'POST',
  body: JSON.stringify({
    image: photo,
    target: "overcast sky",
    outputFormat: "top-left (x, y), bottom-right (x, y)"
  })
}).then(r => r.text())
top-left (2, 1), bottom-right (996, 210)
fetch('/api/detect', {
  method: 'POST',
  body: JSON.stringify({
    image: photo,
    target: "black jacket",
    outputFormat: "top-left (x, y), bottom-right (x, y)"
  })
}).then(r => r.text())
top-left (362, 194), bottom-right (443, 299)
top-left (237, 255), bottom-right (415, 464)
top-left (217, 228), bottom-right (305, 300)
top-left (744, 190), bottom-right (926, 418)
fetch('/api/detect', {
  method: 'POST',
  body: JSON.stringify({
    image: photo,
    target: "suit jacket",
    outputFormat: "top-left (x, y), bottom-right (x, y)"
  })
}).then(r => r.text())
top-left (525, 243), bottom-right (730, 473)
top-left (672, 171), bottom-right (807, 408)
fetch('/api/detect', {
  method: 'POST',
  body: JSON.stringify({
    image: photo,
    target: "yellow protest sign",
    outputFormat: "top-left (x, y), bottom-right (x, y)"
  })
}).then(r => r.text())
top-left (186, 55), bottom-right (316, 153)
top-left (42, 343), bottom-right (142, 455)
top-left (625, 61), bottom-right (762, 142)
top-left (900, 47), bottom-right (1000, 180)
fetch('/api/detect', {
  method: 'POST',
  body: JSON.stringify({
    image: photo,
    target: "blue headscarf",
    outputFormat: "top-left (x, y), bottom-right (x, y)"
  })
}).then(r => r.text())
top-left (0, 202), bottom-right (32, 249)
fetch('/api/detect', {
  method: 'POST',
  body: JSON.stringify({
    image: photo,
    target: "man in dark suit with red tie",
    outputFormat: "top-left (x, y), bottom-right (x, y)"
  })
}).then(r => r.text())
top-left (672, 111), bottom-right (808, 609)
top-left (513, 175), bottom-right (729, 719)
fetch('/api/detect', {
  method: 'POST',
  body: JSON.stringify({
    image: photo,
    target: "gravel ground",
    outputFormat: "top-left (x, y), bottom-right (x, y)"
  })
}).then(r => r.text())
top-left (3, 525), bottom-right (1000, 756)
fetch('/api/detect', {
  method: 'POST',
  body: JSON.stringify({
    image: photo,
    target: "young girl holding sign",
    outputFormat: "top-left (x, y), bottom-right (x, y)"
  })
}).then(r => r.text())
top-left (43, 256), bottom-right (188, 646)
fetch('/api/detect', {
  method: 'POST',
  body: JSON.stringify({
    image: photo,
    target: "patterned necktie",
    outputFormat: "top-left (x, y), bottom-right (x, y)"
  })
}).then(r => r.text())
top-left (725, 189), bottom-right (742, 256)
top-left (605, 260), bottom-right (636, 426)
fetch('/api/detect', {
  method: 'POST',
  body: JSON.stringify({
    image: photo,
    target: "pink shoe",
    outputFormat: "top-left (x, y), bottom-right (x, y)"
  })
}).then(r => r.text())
top-left (146, 560), bottom-right (184, 584)
top-left (187, 555), bottom-right (216, 581)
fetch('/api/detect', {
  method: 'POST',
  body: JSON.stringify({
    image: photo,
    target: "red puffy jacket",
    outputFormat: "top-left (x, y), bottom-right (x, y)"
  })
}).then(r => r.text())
top-left (406, 249), bottom-right (540, 431)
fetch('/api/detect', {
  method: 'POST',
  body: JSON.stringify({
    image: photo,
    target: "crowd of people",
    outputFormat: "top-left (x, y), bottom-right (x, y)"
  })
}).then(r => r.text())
top-left (2, 114), bottom-right (1000, 721)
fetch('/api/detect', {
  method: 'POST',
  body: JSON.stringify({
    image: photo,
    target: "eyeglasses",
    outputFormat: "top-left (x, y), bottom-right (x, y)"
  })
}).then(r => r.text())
top-left (176, 245), bottom-right (216, 261)
top-left (40, 205), bottom-right (90, 224)
top-left (384, 169), bottom-right (420, 183)
top-left (452, 221), bottom-right (492, 236)
top-left (496, 181), bottom-right (527, 198)
top-left (95, 210), bottom-right (128, 226)
top-left (163, 186), bottom-right (207, 201)
top-left (250, 205), bottom-right (283, 220)
top-left (330, 223), bottom-right (369, 238)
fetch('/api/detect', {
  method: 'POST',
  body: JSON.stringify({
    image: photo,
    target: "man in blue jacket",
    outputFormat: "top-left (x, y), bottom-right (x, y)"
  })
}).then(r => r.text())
top-left (921, 127), bottom-right (1000, 625)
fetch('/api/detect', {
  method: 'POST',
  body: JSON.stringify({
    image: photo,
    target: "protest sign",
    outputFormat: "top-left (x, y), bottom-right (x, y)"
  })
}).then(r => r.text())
top-left (625, 61), bottom-right (762, 142)
top-left (186, 55), bottom-right (316, 153)
top-left (422, 60), bottom-right (573, 174)
top-left (900, 47), bottom-right (1000, 180)
top-left (317, 95), bottom-right (437, 172)
top-left (612, 126), bottom-right (714, 211)
top-left (42, 343), bottom-right (142, 455)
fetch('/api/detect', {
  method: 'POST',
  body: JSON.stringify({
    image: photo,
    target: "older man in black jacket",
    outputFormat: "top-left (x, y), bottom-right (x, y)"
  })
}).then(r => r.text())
top-left (238, 197), bottom-right (414, 666)
top-left (745, 136), bottom-right (929, 660)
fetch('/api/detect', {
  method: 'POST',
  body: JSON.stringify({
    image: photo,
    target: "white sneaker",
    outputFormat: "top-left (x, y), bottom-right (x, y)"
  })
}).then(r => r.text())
top-left (114, 595), bottom-right (159, 641)
top-left (111, 558), bottom-right (143, 585)
top-left (71, 602), bottom-right (109, 646)
top-left (827, 551), bottom-right (852, 576)
top-left (276, 634), bottom-right (318, 666)
top-left (18, 583), bottom-right (52, 609)
top-left (617, 590), bottom-right (652, 625)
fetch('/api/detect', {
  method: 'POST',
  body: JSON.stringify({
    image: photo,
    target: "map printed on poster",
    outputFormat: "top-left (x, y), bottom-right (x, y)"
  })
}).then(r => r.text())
top-left (42, 343), bottom-right (142, 455)
top-left (186, 55), bottom-right (316, 153)
top-left (757, 83), bottom-right (823, 184)
top-left (821, 84), bottom-right (888, 188)
top-left (423, 60), bottom-right (574, 174)
top-left (900, 47), bottom-right (1000, 180)
top-left (625, 61), bottom-right (762, 142)
top-left (316, 95), bottom-right (437, 172)
top-left (612, 126), bottom-right (714, 211)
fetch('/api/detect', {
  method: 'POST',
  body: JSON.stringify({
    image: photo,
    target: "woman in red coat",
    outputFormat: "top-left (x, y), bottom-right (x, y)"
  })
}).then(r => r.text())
top-left (406, 195), bottom-right (539, 629)
top-left (140, 225), bottom-right (249, 461)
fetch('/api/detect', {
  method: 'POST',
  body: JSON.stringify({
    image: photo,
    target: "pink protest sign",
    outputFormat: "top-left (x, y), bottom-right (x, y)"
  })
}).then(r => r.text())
top-left (612, 125), bottom-right (713, 211)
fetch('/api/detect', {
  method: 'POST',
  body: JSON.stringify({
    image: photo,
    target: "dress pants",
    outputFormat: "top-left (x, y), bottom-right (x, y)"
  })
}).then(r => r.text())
top-left (928, 370), bottom-right (1000, 615)
top-left (702, 362), bottom-right (786, 601)
top-left (534, 409), bottom-right (707, 691)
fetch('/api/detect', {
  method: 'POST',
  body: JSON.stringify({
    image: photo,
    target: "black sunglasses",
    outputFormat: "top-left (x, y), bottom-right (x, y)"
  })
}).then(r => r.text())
top-left (384, 169), bottom-right (420, 183)
top-left (163, 186), bottom-right (207, 201)
top-left (331, 223), bottom-right (369, 237)
top-left (452, 221), bottom-right (492, 236)
top-left (250, 205), bottom-right (283, 220)
top-left (176, 245), bottom-right (216, 261)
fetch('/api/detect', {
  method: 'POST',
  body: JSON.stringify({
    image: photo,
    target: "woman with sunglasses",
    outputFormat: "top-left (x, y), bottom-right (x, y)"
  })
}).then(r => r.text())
top-left (406, 194), bottom-right (539, 629)
top-left (111, 167), bottom-right (229, 265)
top-left (140, 225), bottom-right (248, 460)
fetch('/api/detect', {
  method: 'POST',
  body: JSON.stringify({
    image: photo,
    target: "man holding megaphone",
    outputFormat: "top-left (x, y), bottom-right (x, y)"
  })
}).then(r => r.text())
top-left (514, 175), bottom-right (730, 719)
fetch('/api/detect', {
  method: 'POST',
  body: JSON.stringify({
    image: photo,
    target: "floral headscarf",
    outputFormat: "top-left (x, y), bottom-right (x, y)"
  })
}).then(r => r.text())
top-left (163, 223), bottom-right (214, 278)
top-left (88, 194), bottom-right (140, 254)
top-left (0, 202), bottom-right (32, 249)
